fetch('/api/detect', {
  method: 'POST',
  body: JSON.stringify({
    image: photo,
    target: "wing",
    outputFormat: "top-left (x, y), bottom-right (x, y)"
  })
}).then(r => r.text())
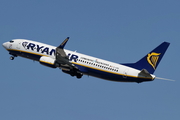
top-left (55, 37), bottom-right (72, 67)
top-left (55, 37), bottom-right (83, 78)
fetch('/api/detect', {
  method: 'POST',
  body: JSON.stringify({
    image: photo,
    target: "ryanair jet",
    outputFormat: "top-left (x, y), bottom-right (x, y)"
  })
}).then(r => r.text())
top-left (2, 37), bottom-right (170, 83)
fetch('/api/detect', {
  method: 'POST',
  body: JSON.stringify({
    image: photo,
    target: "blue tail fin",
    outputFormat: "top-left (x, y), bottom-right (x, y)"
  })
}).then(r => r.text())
top-left (122, 42), bottom-right (170, 74)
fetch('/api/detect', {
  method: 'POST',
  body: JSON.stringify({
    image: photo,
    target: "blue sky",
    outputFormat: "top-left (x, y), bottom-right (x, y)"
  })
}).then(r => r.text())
top-left (0, 0), bottom-right (179, 120)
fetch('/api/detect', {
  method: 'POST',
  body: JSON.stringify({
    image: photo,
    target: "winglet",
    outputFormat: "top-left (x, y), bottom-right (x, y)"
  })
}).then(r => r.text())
top-left (58, 37), bottom-right (70, 49)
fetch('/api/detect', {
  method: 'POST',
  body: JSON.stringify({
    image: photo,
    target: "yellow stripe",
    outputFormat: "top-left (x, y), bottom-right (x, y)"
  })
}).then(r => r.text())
top-left (40, 60), bottom-right (54, 65)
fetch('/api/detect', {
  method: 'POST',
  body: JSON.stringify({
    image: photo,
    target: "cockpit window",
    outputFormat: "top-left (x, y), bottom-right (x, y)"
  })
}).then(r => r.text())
top-left (9, 40), bottom-right (14, 43)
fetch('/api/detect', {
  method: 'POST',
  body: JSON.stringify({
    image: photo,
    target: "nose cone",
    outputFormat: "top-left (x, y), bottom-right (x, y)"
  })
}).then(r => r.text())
top-left (2, 42), bottom-right (8, 49)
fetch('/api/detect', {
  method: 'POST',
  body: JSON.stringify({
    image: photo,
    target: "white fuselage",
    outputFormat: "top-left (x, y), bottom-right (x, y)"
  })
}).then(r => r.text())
top-left (2, 39), bottom-right (155, 82)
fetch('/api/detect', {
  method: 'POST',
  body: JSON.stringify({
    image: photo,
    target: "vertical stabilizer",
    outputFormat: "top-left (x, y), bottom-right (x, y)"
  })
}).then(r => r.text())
top-left (122, 42), bottom-right (170, 74)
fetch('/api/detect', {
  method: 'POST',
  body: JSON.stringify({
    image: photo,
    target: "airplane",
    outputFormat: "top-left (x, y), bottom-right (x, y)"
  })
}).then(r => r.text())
top-left (2, 37), bottom-right (170, 83)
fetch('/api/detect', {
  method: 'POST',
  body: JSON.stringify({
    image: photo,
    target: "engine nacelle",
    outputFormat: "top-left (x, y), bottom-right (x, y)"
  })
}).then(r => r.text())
top-left (39, 56), bottom-right (56, 68)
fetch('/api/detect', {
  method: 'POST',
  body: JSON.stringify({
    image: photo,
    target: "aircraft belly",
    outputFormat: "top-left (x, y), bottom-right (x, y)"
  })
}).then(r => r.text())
top-left (74, 64), bottom-right (128, 82)
top-left (75, 64), bottom-right (152, 82)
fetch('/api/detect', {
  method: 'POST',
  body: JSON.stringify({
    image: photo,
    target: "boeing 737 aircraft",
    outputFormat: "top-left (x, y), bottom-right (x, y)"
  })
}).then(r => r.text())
top-left (2, 37), bottom-right (170, 83)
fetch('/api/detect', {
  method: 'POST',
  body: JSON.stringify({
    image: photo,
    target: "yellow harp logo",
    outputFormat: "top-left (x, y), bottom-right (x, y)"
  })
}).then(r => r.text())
top-left (147, 52), bottom-right (161, 69)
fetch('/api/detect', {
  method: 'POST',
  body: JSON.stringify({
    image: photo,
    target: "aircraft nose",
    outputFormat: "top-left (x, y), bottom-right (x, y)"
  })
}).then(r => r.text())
top-left (2, 42), bottom-right (7, 49)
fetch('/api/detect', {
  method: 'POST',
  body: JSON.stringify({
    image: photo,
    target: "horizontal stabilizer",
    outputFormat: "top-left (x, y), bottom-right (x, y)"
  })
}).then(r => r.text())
top-left (138, 69), bottom-right (152, 78)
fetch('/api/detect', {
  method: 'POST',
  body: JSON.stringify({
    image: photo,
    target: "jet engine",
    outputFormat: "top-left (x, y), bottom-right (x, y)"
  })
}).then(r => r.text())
top-left (39, 56), bottom-right (56, 68)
